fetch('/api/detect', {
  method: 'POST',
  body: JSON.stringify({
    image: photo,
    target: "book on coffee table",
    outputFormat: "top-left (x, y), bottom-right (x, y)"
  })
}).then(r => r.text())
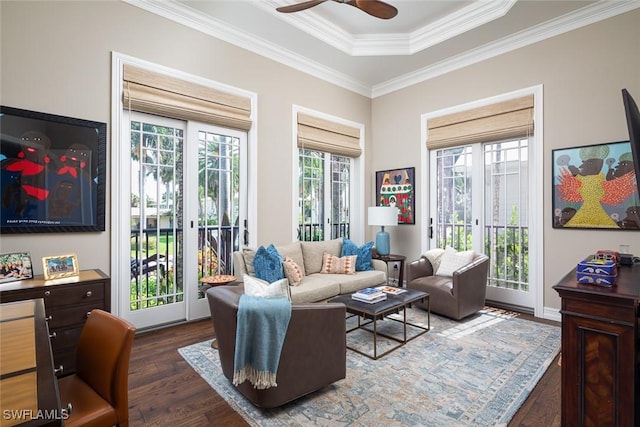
top-left (353, 287), bottom-right (385, 300)
top-left (376, 285), bottom-right (407, 295)
top-left (352, 293), bottom-right (387, 304)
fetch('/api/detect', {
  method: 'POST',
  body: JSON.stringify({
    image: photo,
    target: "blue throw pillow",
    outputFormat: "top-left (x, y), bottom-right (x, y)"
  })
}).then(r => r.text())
top-left (253, 244), bottom-right (284, 283)
top-left (341, 238), bottom-right (374, 271)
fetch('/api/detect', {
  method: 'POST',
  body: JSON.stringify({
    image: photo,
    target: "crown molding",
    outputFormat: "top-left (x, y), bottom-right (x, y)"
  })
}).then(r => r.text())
top-left (258, 0), bottom-right (517, 57)
top-left (124, 0), bottom-right (640, 99)
top-left (124, 0), bottom-right (371, 97)
top-left (372, 1), bottom-right (640, 98)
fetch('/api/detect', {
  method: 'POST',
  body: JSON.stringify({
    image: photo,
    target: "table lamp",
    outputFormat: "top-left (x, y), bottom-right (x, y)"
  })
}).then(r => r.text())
top-left (368, 206), bottom-right (397, 257)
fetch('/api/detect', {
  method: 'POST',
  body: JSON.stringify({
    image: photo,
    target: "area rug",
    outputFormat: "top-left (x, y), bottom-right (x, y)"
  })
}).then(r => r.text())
top-left (178, 307), bottom-right (560, 426)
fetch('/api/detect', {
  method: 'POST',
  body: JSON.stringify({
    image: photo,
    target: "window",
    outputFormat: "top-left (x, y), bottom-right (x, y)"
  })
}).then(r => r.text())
top-left (112, 55), bottom-right (255, 328)
top-left (295, 109), bottom-right (363, 243)
top-left (424, 88), bottom-right (542, 313)
top-left (298, 150), bottom-right (351, 241)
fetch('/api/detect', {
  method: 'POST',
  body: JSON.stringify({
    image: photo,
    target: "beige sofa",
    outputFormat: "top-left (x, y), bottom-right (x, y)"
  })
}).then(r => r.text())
top-left (232, 238), bottom-right (387, 303)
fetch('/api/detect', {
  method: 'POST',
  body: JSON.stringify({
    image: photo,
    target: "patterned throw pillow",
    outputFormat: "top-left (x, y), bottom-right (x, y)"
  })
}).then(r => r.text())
top-left (341, 238), bottom-right (374, 271)
top-left (436, 247), bottom-right (475, 277)
top-left (253, 244), bottom-right (284, 283)
top-left (243, 274), bottom-right (291, 300)
top-left (282, 256), bottom-right (304, 286)
top-left (320, 252), bottom-right (357, 275)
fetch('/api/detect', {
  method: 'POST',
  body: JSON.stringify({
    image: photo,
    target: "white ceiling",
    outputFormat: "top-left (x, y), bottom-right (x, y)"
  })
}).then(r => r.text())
top-left (126, 0), bottom-right (640, 97)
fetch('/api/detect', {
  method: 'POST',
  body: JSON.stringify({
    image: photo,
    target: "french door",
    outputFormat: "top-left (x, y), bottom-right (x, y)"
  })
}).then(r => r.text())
top-left (430, 138), bottom-right (533, 309)
top-left (122, 112), bottom-right (246, 328)
top-left (298, 149), bottom-right (352, 241)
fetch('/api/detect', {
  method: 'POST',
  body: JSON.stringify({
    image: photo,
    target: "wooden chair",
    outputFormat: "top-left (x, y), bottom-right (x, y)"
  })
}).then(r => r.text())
top-left (58, 309), bottom-right (136, 427)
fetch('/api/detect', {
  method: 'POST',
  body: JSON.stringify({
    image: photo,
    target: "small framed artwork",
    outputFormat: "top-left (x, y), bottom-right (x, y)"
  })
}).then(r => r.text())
top-left (42, 254), bottom-right (79, 280)
top-left (0, 252), bottom-right (34, 284)
top-left (552, 140), bottom-right (640, 230)
top-left (375, 167), bottom-right (415, 224)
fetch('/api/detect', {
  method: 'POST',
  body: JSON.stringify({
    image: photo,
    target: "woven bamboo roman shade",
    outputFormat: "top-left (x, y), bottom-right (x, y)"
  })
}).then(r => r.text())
top-left (297, 113), bottom-right (362, 157)
top-left (122, 65), bottom-right (252, 131)
top-left (426, 95), bottom-right (534, 149)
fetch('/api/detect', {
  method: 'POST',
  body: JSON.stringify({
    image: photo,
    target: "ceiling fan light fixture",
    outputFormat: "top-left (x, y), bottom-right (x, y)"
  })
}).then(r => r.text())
top-left (276, 0), bottom-right (398, 19)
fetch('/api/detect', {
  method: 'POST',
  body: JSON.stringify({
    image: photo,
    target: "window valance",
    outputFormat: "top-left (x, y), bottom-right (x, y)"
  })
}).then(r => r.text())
top-left (122, 65), bottom-right (252, 131)
top-left (297, 113), bottom-right (362, 157)
top-left (426, 95), bottom-right (534, 149)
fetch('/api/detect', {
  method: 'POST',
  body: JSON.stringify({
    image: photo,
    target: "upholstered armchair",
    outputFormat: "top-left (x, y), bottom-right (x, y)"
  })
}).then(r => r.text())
top-left (406, 252), bottom-right (489, 320)
top-left (206, 285), bottom-right (347, 408)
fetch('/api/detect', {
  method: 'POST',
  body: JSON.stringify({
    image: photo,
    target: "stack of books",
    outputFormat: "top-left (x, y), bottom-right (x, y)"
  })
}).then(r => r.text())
top-left (352, 287), bottom-right (386, 304)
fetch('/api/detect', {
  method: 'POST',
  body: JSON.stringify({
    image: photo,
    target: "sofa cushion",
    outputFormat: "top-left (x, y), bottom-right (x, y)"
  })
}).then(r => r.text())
top-left (253, 244), bottom-right (284, 283)
top-left (334, 270), bottom-right (387, 294)
top-left (436, 247), bottom-right (475, 277)
top-left (341, 238), bottom-right (374, 271)
top-left (242, 248), bottom-right (257, 276)
top-left (320, 253), bottom-right (356, 275)
top-left (274, 242), bottom-right (306, 276)
top-left (288, 275), bottom-right (341, 304)
top-left (243, 274), bottom-right (291, 300)
top-left (282, 256), bottom-right (304, 286)
top-left (300, 238), bottom-right (342, 274)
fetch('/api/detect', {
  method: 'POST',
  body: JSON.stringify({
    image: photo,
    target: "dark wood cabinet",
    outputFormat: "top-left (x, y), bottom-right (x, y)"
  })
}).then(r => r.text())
top-left (0, 269), bottom-right (110, 378)
top-left (553, 263), bottom-right (639, 427)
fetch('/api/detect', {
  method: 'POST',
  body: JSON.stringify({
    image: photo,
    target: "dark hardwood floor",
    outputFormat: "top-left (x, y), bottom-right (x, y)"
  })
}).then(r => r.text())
top-left (128, 311), bottom-right (561, 427)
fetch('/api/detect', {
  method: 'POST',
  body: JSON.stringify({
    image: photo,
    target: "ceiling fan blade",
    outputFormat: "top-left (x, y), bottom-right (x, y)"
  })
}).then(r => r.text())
top-left (350, 0), bottom-right (398, 19)
top-left (276, 0), bottom-right (328, 13)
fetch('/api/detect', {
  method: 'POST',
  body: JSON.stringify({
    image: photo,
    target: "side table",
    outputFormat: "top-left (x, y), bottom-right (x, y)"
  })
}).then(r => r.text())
top-left (373, 254), bottom-right (406, 287)
top-left (200, 275), bottom-right (236, 349)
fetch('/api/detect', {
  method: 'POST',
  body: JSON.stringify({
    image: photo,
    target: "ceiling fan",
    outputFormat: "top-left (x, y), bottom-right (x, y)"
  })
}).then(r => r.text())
top-left (276, 0), bottom-right (398, 20)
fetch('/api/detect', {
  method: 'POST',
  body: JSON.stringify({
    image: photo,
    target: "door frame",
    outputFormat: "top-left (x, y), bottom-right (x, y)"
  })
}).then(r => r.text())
top-left (110, 52), bottom-right (258, 324)
top-left (420, 85), bottom-right (544, 317)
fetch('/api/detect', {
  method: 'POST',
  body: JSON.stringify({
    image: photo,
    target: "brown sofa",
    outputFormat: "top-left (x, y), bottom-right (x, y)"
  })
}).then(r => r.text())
top-left (406, 253), bottom-right (489, 320)
top-left (206, 285), bottom-right (347, 408)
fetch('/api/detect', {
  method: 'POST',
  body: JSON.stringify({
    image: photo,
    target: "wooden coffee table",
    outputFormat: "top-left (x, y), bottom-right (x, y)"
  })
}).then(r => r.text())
top-left (328, 288), bottom-right (430, 360)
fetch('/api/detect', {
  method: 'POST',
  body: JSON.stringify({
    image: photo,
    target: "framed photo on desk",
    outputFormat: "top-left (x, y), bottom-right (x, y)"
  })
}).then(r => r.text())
top-left (42, 254), bottom-right (79, 280)
top-left (0, 252), bottom-right (33, 284)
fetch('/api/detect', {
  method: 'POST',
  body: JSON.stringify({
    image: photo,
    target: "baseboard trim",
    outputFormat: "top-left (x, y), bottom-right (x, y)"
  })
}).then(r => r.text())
top-left (486, 300), bottom-right (562, 322)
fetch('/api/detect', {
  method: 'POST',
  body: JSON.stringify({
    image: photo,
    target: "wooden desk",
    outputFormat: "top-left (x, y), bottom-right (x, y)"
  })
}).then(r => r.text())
top-left (553, 262), bottom-right (639, 427)
top-left (0, 269), bottom-right (110, 377)
top-left (0, 299), bottom-right (63, 427)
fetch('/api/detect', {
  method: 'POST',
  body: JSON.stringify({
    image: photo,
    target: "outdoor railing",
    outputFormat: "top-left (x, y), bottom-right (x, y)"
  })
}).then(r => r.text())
top-left (130, 225), bottom-right (239, 309)
top-left (439, 222), bottom-right (529, 291)
top-left (297, 222), bottom-right (350, 241)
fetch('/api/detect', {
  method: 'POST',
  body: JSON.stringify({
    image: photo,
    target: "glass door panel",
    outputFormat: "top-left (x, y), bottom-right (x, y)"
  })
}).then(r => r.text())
top-left (483, 139), bottom-right (532, 307)
top-left (127, 114), bottom-right (185, 328)
top-left (433, 146), bottom-right (474, 250)
top-left (430, 139), bottom-right (533, 309)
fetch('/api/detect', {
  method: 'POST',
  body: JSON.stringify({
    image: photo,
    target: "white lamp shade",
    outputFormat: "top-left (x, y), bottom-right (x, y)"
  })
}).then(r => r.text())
top-left (368, 206), bottom-right (398, 226)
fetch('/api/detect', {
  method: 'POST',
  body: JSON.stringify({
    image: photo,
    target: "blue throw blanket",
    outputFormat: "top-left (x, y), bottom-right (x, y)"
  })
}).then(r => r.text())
top-left (233, 294), bottom-right (292, 389)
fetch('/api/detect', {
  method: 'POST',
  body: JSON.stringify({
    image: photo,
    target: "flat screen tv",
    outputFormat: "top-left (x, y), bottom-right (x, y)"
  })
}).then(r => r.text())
top-left (0, 106), bottom-right (106, 233)
top-left (622, 89), bottom-right (640, 194)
